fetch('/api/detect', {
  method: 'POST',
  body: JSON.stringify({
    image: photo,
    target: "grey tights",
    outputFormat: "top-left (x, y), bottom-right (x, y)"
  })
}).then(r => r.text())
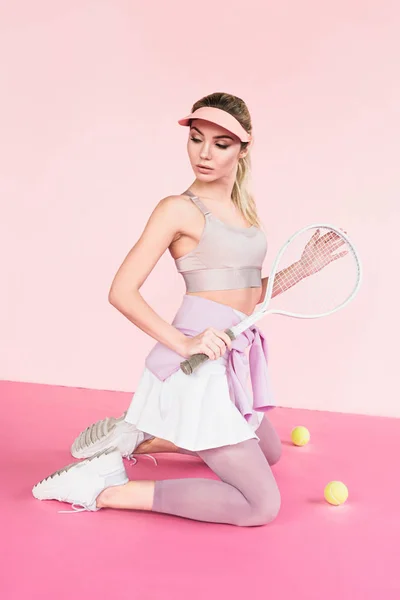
top-left (151, 416), bottom-right (282, 527)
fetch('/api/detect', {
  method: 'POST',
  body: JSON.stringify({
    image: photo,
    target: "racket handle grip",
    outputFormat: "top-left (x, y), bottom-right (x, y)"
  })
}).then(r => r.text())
top-left (180, 328), bottom-right (236, 375)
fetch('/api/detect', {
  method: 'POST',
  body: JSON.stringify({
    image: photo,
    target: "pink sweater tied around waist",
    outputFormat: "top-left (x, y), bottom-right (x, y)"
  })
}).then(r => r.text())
top-left (144, 295), bottom-right (275, 421)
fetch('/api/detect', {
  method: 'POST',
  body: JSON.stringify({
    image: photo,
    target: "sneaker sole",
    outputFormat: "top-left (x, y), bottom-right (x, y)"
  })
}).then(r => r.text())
top-left (32, 447), bottom-right (124, 500)
top-left (70, 412), bottom-right (136, 459)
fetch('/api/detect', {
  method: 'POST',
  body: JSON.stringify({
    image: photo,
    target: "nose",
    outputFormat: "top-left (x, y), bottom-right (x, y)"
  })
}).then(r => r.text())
top-left (199, 142), bottom-right (212, 160)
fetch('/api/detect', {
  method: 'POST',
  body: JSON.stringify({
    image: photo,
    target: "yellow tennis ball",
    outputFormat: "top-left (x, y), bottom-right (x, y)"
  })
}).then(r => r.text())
top-left (324, 481), bottom-right (349, 505)
top-left (291, 426), bottom-right (310, 446)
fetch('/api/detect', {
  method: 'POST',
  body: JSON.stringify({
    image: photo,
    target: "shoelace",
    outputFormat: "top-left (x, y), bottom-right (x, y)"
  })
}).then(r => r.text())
top-left (127, 453), bottom-right (158, 466)
top-left (59, 504), bottom-right (89, 514)
top-left (58, 453), bottom-right (158, 514)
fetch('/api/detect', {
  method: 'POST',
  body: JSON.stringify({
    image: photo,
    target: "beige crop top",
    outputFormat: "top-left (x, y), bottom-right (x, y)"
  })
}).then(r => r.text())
top-left (174, 190), bottom-right (267, 292)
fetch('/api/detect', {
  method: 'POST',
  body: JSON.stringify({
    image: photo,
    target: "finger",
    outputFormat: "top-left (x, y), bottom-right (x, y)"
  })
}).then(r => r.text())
top-left (325, 230), bottom-right (347, 243)
top-left (325, 238), bottom-right (346, 253)
top-left (204, 332), bottom-right (223, 356)
top-left (218, 331), bottom-right (233, 350)
top-left (308, 229), bottom-right (321, 243)
top-left (212, 338), bottom-right (225, 357)
top-left (201, 344), bottom-right (216, 360)
top-left (320, 237), bottom-right (346, 255)
top-left (208, 340), bottom-right (222, 359)
top-left (330, 250), bottom-right (349, 262)
top-left (210, 328), bottom-right (232, 350)
top-left (320, 231), bottom-right (339, 244)
top-left (206, 331), bottom-right (225, 351)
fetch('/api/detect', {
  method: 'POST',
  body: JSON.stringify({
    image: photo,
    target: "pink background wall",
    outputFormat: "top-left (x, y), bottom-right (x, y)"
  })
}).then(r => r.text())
top-left (1, 1), bottom-right (398, 417)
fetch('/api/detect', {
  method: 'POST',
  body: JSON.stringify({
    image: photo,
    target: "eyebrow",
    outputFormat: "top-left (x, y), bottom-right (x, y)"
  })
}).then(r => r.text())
top-left (190, 126), bottom-right (234, 141)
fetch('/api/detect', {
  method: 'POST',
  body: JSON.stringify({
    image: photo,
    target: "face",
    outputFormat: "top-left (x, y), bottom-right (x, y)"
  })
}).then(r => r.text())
top-left (187, 119), bottom-right (248, 180)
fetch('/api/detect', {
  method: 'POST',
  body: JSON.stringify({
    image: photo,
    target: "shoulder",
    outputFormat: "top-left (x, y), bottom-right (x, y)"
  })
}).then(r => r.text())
top-left (149, 194), bottom-right (202, 239)
top-left (152, 194), bottom-right (198, 221)
top-left (155, 194), bottom-right (193, 210)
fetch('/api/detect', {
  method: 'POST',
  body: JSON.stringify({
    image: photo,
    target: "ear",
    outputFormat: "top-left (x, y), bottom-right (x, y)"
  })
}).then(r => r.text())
top-left (239, 139), bottom-right (252, 159)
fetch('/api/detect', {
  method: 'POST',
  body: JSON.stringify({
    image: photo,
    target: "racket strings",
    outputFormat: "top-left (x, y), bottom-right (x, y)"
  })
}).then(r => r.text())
top-left (267, 227), bottom-right (360, 317)
top-left (272, 228), bottom-right (348, 295)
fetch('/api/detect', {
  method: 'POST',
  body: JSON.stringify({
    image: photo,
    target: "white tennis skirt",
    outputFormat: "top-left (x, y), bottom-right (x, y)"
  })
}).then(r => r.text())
top-left (125, 308), bottom-right (264, 451)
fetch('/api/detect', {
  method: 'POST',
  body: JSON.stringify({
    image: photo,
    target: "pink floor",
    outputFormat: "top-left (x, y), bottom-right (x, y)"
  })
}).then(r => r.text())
top-left (1, 380), bottom-right (399, 600)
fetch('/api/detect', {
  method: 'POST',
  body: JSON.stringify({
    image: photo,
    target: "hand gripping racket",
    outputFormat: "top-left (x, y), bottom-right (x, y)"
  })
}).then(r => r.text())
top-left (180, 224), bottom-right (362, 375)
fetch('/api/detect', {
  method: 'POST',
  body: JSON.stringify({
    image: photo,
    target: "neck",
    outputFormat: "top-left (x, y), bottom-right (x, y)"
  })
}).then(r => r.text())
top-left (189, 178), bottom-right (236, 205)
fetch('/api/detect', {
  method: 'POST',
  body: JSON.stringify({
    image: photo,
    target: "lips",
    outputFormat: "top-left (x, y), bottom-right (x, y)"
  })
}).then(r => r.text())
top-left (197, 165), bottom-right (213, 170)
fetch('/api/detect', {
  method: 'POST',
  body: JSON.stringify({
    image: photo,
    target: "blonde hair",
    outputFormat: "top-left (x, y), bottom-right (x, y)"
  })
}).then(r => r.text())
top-left (189, 92), bottom-right (261, 228)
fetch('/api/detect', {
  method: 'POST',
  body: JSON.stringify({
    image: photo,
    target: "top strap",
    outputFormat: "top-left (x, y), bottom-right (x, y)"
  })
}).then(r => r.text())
top-left (182, 189), bottom-right (211, 216)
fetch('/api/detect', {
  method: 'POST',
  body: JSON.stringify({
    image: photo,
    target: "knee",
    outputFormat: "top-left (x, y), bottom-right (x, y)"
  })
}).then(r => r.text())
top-left (267, 439), bottom-right (282, 466)
top-left (236, 488), bottom-right (281, 527)
top-left (252, 490), bottom-right (281, 526)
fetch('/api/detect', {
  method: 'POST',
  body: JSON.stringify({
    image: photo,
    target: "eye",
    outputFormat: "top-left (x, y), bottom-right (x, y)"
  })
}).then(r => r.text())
top-left (190, 137), bottom-right (229, 150)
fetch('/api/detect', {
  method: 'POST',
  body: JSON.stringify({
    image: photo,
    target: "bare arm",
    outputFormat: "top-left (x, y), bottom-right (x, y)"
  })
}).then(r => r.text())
top-left (259, 261), bottom-right (303, 303)
top-left (259, 228), bottom-right (348, 304)
top-left (108, 195), bottom-right (190, 356)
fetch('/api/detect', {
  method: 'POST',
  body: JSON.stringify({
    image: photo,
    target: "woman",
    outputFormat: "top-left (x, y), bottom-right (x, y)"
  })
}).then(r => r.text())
top-left (32, 92), bottom-right (328, 526)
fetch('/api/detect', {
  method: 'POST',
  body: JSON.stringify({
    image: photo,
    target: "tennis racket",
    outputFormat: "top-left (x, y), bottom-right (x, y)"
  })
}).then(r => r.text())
top-left (180, 223), bottom-right (362, 375)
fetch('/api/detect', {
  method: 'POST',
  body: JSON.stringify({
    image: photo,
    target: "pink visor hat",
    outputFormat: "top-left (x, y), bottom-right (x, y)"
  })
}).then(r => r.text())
top-left (178, 106), bottom-right (252, 144)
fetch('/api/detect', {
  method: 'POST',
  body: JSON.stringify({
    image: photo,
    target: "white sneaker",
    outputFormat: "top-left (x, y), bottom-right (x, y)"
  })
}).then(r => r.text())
top-left (71, 411), bottom-right (149, 460)
top-left (32, 447), bottom-right (129, 512)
